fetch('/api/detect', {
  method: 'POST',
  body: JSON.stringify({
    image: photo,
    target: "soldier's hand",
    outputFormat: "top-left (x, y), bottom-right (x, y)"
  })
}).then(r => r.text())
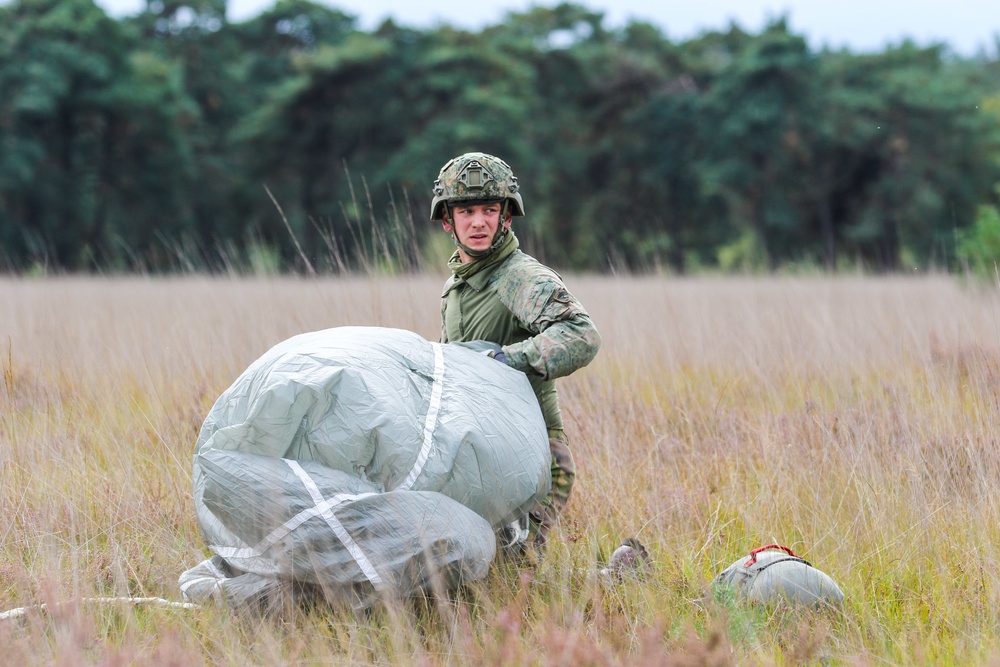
top-left (488, 349), bottom-right (508, 365)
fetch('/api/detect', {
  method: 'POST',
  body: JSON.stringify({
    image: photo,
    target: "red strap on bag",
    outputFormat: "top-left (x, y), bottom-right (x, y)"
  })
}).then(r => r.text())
top-left (744, 544), bottom-right (800, 567)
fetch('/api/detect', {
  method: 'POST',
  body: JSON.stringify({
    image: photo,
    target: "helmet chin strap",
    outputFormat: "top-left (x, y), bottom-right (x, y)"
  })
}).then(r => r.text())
top-left (450, 201), bottom-right (510, 260)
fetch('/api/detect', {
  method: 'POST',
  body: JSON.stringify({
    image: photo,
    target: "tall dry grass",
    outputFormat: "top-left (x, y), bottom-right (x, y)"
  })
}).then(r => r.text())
top-left (1, 274), bottom-right (999, 664)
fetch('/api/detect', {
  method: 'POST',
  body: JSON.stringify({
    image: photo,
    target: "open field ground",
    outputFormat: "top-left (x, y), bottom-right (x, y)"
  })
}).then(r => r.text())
top-left (2, 274), bottom-right (1000, 665)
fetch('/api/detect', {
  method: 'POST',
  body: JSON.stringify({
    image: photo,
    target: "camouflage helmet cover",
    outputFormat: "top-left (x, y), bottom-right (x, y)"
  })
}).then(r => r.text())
top-left (430, 152), bottom-right (525, 221)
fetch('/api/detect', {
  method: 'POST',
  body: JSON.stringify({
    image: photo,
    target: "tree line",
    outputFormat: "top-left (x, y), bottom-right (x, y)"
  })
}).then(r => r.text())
top-left (2, 0), bottom-right (999, 273)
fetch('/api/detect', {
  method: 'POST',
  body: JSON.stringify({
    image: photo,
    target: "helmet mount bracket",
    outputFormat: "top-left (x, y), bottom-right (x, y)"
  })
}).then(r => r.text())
top-left (457, 161), bottom-right (495, 189)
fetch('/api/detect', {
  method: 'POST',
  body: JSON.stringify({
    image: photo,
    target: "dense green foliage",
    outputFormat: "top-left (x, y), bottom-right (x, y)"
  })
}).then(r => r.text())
top-left (1, 0), bottom-right (999, 273)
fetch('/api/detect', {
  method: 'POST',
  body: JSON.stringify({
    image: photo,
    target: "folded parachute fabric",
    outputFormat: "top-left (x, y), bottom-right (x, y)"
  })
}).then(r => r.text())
top-left (179, 327), bottom-right (551, 610)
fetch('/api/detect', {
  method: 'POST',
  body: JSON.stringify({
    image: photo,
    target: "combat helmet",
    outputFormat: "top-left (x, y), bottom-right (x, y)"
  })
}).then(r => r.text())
top-left (429, 152), bottom-right (525, 221)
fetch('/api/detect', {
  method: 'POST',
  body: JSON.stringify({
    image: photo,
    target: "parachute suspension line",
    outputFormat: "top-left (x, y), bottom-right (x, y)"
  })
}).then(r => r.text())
top-left (399, 342), bottom-right (445, 492)
top-left (286, 460), bottom-right (384, 588)
top-left (1, 597), bottom-right (198, 621)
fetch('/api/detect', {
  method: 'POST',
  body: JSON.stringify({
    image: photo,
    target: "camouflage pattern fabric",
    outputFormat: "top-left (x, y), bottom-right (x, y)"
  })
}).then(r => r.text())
top-left (441, 238), bottom-right (601, 432)
top-left (490, 252), bottom-right (600, 382)
top-left (528, 431), bottom-right (576, 546)
top-left (429, 152), bottom-right (525, 221)
top-left (441, 241), bottom-right (600, 545)
top-left (436, 151), bottom-right (600, 550)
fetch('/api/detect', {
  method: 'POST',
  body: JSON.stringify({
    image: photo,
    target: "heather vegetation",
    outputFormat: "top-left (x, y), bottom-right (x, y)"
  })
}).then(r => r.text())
top-left (2, 275), bottom-right (999, 664)
top-left (1, 0), bottom-right (1000, 273)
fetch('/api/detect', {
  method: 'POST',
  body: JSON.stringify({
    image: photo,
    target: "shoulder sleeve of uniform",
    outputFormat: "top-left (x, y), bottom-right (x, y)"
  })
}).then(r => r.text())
top-left (494, 253), bottom-right (601, 380)
top-left (490, 253), bottom-right (562, 323)
top-left (491, 254), bottom-right (558, 322)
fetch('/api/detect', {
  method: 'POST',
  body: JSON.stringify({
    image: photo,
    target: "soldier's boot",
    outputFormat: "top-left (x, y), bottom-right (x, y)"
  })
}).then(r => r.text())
top-left (528, 433), bottom-right (576, 551)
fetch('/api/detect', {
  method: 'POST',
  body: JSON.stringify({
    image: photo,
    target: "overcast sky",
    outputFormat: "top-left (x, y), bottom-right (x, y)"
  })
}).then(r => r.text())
top-left (93, 0), bottom-right (999, 56)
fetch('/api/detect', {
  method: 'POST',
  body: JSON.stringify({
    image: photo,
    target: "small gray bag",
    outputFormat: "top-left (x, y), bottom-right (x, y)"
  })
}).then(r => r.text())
top-left (714, 544), bottom-right (844, 608)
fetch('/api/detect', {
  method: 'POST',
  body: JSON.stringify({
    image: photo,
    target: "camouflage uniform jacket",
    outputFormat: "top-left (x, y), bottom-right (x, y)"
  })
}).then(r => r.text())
top-left (440, 239), bottom-right (601, 431)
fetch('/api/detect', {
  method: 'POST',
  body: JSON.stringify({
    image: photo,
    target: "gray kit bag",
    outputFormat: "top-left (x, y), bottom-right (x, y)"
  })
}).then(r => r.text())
top-left (714, 544), bottom-right (844, 608)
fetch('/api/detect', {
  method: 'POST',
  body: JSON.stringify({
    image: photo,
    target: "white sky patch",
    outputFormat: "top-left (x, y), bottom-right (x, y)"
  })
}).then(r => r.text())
top-left (88, 0), bottom-right (1000, 56)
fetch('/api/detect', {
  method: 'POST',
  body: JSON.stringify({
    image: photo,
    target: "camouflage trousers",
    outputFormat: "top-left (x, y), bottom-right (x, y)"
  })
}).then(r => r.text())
top-left (528, 429), bottom-right (576, 547)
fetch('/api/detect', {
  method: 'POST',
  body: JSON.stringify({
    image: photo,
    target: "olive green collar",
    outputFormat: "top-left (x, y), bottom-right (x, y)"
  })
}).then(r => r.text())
top-left (446, 231), bottom-right (519, 291)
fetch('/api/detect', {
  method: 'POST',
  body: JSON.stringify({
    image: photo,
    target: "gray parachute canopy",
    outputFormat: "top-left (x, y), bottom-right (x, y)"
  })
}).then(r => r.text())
top-left (179, 327), bottom-right (551, 610)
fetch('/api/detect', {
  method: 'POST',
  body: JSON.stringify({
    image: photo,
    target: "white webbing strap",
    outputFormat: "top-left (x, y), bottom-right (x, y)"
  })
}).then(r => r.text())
top-left (286, 460), bottom-right (383, 587)
top-left (398, 342), bottom-right (445, 491)
top-left (211, 490), bottom-right (376, 560)
top-left (211, 463), bottom-right (382, 588)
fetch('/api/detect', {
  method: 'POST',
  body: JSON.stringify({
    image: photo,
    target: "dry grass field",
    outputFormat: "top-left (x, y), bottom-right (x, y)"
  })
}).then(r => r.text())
top-left (1, 274), bottom-right (999, 665)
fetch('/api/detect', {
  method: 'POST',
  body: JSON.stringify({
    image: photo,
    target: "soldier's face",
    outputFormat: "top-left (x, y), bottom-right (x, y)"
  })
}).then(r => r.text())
top-left (443, 203), bottom-right (511, 262)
